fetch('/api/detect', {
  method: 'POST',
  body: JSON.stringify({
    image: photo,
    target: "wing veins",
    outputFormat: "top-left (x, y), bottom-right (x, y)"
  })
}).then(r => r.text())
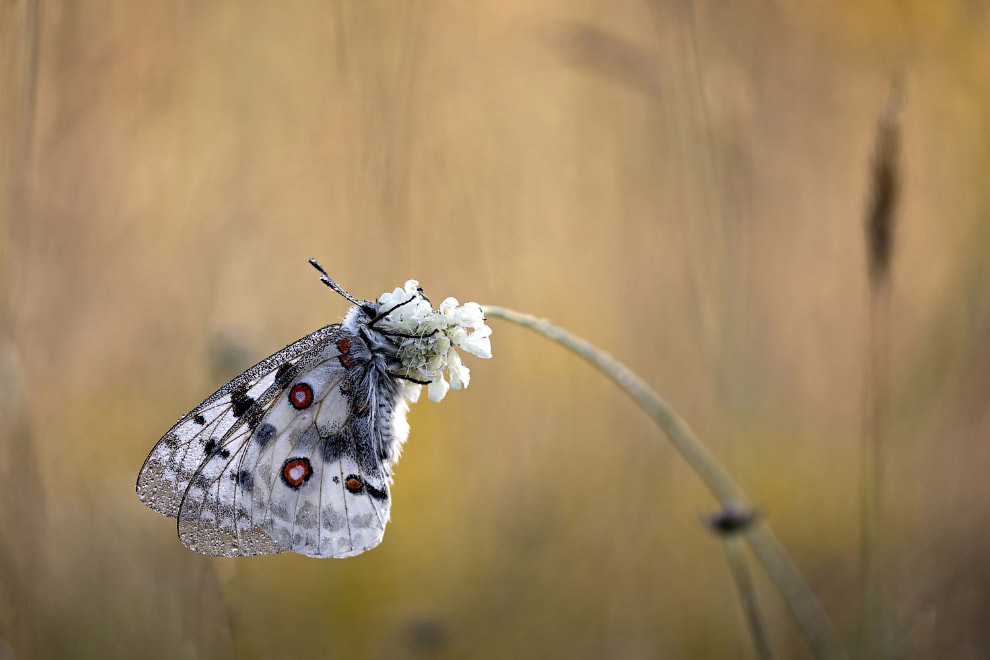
top-left (175, 333), bottom-right (345, 554)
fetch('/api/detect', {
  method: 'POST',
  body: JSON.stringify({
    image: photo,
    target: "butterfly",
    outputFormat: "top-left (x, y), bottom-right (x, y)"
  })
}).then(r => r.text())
top-left (136, 260), bottom-right (492, 558)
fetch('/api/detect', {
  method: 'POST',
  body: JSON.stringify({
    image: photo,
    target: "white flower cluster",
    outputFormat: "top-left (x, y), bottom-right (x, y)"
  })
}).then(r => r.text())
top-left (376, 280), bottom-right (493, 402)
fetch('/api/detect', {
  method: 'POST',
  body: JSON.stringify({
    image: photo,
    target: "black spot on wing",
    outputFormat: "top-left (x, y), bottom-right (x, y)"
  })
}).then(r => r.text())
top-left (322, 432), bottom-right (350, 462)
top-left (244, 406), bottom-right (265, 431)
top-left (364, 482), bottom-right (389, 502)
top-left (204, 438), bottom-right (218, 455)
top-left (255, 423), bottom-right (276, 447)
top-left (274, 362), bottom-right (299, 388)
top-left (193, 414), bottom-right (206, 425)
top-left (219, 449), bottom-right (231, 459)
top-left (230, 387), bottom-right (254, 418)
top-left (233, 470), bottom-right (254, 492)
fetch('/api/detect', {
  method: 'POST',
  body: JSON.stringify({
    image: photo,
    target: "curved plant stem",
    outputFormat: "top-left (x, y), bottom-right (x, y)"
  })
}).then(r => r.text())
top-left (724, 535), bottom-right (776, 660)
top-left (482, 305), bottom-right (848, 660)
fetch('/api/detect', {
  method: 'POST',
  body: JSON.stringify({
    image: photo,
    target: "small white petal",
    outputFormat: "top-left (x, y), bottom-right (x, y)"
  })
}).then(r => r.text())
top-left (462, 338), bottom-right (491, 359)
top-left (455, 302), bottom-right (486, 328)
top-left (447, 349), bottom-right (471, 389)
top-left (457, 326), bottom-right (493, 358)
top-left (428, 376), bottom-right (450, 402)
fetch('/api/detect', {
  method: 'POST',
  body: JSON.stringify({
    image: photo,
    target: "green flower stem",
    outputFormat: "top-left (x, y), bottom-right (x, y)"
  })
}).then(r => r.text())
top-left (482, 305), bottom-right (848, 660)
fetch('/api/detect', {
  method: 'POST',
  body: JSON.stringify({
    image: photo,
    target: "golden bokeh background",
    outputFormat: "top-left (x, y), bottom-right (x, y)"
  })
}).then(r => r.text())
top-left (2, 1), bottom-right (989, 658)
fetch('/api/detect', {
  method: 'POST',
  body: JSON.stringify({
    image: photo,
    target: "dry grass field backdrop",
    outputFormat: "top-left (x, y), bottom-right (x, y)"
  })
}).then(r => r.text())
top-left (2, 1), bottom-right (990, 658)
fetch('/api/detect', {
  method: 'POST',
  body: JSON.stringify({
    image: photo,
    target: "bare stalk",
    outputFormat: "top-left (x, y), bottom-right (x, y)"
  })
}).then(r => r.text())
top-left (708, 508), bottom-right (776, 660)
top-left (482, 305), bottom-right (848, 660)
top-left (726, 536), bottom-right (776, 660)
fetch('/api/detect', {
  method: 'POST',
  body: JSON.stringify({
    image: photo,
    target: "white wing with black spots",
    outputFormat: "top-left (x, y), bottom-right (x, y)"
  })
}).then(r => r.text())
top-left (176, 340), bottom-right (346, 556)
top-left (154, 325), bottom-right (408, 558)
top-left (136, 325), bottom-right (339, 522)
top-left (175, 339), bottom-right (402, 557)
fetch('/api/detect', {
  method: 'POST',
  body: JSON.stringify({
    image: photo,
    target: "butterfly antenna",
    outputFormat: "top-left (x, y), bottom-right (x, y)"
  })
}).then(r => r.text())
top-left (309, 259), bottom-right (363, 306)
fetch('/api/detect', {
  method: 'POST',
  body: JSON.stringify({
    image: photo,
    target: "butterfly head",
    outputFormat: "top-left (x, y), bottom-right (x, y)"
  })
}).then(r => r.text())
top-left (358, 302), bottom-right (379, 319)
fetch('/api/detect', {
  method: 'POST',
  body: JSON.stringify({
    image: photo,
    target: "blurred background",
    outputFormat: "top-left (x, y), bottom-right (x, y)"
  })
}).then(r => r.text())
top-left (2, 1), bottom-right (989, 658)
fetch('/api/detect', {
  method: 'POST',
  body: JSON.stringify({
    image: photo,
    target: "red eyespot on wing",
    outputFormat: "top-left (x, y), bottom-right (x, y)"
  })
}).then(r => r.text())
top-left (289, 383), bottom-right (313, 409)
top-left (336, 338), bottom-right (352, 353)
top-left (281, 457), bottom-right (312, 489)
top-left (345, 476), bottom-right (363, 493)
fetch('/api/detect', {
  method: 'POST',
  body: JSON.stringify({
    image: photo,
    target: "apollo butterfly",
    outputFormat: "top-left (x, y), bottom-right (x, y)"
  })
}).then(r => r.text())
top-left (136, 260), bottom-right (492, 558)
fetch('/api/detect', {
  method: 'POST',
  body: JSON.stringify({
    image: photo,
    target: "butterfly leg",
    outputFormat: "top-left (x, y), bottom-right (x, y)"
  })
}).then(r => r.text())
top-left (388, 373), bottom-right (432, 385)
top-left (367, 296), bottom-right (419, 328)
top-left (375, 328), bottom-right (440, 340)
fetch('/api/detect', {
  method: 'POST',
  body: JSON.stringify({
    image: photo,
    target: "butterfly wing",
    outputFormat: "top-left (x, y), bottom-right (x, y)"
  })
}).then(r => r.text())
top-left (137, 324), bottom-right (341, 522)
top-left (141, 324), bottom-right (401, 558)
top-left (178, 333), bottom-right (398, 558)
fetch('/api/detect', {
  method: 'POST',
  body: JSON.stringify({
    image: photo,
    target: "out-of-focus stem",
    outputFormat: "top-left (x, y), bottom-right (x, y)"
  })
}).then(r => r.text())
top-left (724, 535), bottom-right (776, 660)
top-left (482, 305), bottom-right (848, 660)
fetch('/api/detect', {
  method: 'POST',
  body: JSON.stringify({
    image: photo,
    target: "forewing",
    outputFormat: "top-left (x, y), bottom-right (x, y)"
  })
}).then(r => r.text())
top-left (136, 324), bottom-right (339, 520)
top-left (177, 334), bottom-right (393, 558)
